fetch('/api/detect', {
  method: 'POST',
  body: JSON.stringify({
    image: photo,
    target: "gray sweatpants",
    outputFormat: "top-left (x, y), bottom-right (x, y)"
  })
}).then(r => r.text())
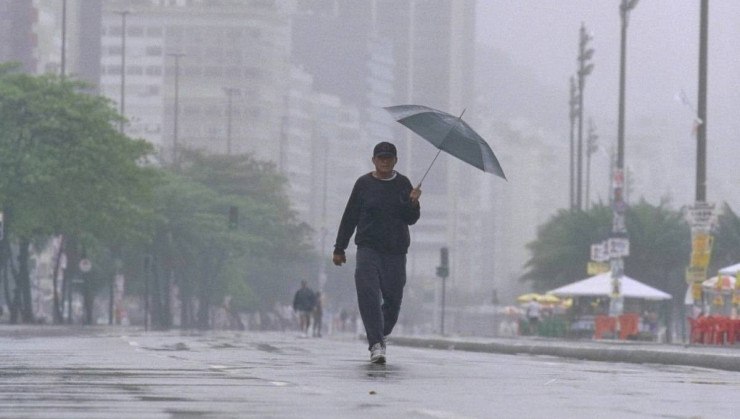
top-left (355, 247), bottom-right (407, 350)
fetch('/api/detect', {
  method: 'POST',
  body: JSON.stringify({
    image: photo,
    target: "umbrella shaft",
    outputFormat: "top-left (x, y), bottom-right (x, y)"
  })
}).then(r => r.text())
top-left (418, 148), bottom-right (444, 188)
top-left (417, 109), bottom-right (465, 188)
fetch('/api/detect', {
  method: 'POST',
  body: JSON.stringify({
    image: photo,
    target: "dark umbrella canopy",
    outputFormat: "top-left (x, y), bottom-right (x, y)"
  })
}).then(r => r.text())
top-left (384, 104), bottom-right (506, 181)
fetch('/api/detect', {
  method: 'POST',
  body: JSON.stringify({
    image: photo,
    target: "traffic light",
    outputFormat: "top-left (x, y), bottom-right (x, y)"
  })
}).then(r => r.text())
top-left (228, 206), bottom-right (239, 230)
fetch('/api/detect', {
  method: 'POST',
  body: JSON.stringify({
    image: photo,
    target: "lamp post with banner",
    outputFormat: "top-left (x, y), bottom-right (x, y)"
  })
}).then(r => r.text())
top-left (609, 0), bottom-right (639, 318)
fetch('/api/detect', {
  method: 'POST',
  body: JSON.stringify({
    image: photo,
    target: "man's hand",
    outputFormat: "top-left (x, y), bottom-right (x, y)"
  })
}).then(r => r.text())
top-left (332, 253), bottom-right (346, 266)
top-left (410, 187), bottom-right (422, 206)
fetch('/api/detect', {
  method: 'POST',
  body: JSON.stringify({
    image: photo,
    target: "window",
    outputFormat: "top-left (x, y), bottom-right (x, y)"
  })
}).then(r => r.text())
top-left (146, 46), bottom-right (162, 56)
top-left (145, 66), bottom-right (162, 76)
top-left (127, 26), bottom-right (144, 37)
top-left (147, 27), bottom-right (163, 37)
top-left (127, 66), bottom-right (143, 76)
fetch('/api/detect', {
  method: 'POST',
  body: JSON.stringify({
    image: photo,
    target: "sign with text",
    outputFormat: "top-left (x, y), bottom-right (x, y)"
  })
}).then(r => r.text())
top-left (588, 262), bottom-right (610, 275)
top-left (686, 202), bottom-right (717, 231)
top-left (685, 266), bottom-right (707, 284)
top-left (608, 238), bottom-right (630, 258)
top-left (590, 242), bottom-right (609, 262)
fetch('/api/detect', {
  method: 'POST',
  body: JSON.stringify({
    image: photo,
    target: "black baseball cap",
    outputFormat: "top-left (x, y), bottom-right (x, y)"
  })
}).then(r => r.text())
top-left (373, 141), bottom-right (397, 157)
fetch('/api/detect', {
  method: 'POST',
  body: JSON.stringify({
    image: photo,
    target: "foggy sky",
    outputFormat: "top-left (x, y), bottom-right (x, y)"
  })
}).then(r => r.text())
top-left (476, 1), bottom-right (740, 211)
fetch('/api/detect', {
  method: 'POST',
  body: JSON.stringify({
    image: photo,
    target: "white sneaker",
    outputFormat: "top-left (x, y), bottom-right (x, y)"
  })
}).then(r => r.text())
top-left (369, 342), bottom-right (386, 364)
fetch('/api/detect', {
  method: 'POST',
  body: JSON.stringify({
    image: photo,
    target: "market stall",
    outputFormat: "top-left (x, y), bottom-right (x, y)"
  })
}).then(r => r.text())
top-left (547, 272), bottom-right (672, 340)
top-left (686, 263), bottom-right (740, 345)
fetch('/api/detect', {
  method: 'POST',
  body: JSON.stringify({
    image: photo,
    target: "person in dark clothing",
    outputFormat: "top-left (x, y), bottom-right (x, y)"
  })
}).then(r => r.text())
top-left (292, 280), bottom-right (316, 336)
top-left (332, 141), bottom-right (421, 364)
top-left (312, 291), bottom-right (323, 337)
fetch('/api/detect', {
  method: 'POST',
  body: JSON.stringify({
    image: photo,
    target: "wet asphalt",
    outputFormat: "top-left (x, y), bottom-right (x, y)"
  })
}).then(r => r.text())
top-left (0, 326), bottom-right (738, 418)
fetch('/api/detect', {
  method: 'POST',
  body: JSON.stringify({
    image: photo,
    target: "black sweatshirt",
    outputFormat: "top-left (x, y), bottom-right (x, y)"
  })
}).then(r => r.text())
top-left (334, 172), bottom-right (421, 255)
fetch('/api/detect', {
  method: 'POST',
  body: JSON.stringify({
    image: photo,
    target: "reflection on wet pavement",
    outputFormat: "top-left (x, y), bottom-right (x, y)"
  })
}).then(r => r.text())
top-left (1, 327), bottom-right (738, 418)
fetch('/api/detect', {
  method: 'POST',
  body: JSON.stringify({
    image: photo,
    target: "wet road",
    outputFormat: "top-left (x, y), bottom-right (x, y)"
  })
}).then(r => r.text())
top-left (0, 326), bottom-right (738, 418)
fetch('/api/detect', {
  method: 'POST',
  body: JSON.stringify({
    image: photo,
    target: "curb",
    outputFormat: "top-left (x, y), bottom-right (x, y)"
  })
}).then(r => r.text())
top-left (391, 336), bottom-right (740, 372)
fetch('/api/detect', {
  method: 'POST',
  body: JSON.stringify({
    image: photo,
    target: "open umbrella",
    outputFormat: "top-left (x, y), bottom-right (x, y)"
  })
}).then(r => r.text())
top-left (516, 293), bottom-right (541, 303)
top-left (702, 275), bottom-right (736, 292)
top-left (384, 104), bottom-right (506, 186)
top-left (536, 294), bottom-right (561, 304)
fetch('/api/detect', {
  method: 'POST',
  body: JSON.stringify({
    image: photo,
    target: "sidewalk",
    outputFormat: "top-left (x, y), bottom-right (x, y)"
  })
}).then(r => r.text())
top-left (390, 334), bottom-right (740, 372)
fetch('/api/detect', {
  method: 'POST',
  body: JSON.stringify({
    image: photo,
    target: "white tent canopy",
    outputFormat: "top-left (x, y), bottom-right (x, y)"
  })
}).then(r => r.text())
top-left (548, 272), bottom-right (672, 301)
top-left (718, 262), bottom-right (740, 276)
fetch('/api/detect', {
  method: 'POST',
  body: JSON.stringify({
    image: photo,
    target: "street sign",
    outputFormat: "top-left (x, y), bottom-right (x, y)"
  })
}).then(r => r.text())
top-left (690, 252), bottom-right (711, 268)
top-left (686, 202), bottom-right (717, 230)
top-left (590, 242), bottom-right (609, 262)
top-left (587, 262), bottom-right (609, 275)
top-left (79, 258), bottom-right (92, 273)
top-left (608, 237), bottom-right (630, 258)
top-left (685, 266), bottom-right (707, 284)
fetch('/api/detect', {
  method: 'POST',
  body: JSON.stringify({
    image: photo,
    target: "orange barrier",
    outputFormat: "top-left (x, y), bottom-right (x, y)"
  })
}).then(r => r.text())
top-left (594, 315), bottom-right (616, 339)
top-left (618, 313), bottom-right (640, 340)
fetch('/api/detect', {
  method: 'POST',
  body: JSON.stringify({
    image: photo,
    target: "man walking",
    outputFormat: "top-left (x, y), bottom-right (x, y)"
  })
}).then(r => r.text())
top-left (332, 141), bottom-right (421, 364)
top-left (292, 280), bottom-right (316, 337)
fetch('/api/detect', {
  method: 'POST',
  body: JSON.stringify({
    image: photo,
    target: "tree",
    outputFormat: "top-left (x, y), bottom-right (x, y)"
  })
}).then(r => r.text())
top-left (522, 199), bottom-right (691, 300)
top-left (0, 66), bottom-right (155, 323)
top-left (522, 205), bottom-right (611, 291)
top-left (136, 151), bottom-right (315, 329)
top-left (710, 203), bottom-right (740, 271)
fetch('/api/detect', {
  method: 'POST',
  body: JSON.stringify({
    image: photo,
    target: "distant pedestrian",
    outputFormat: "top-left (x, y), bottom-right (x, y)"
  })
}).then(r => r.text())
top-left (332, 141), bottom-right (421, 364)
top-left (292, 281), bottom-right (316, 337)
top-left (526, 299), bottom-right (541, 335)
top-left (312, 291), bottom-right (323, 337)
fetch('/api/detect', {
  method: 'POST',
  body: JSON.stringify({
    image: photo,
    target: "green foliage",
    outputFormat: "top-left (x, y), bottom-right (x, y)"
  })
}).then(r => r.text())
top-left (522, 200), bottom-right (692, 299)
top-left (711, 203), bottom-right (740, 270)
top-left (145, 151), bottom-right (315, 323)
top-left (0, 69), bottom-right (156, 242)
top-left (0, 67), bottom-right (157, 322)
top-left (522, 205), bottom-right (611, 291)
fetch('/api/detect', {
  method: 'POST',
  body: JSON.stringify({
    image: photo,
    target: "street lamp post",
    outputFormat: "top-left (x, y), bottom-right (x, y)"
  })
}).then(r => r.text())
top-left (223, 87), bottom-right (239, 155)
top-left (696, 0), bottom-right (708, 203)
top-left (610, 0), bottom-right (639, 319)
top-left (61, 0), bottom-right (67, 79)
top-left (569, 77), bottom-right (578, 209)
top-left (115, 11), bottom-right (129, 133)
top-left (576, 23), bottom-right (594, 210)
top-left (686, 0), bottom-right (710, 321)
top-left (585, 118), bottom-right (598, 210)
top-left (167, 53), bottom-right (185, 168)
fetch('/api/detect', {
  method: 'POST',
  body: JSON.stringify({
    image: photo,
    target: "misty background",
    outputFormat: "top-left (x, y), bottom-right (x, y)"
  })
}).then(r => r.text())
top-left (1, 1), bottom-right (738, 331)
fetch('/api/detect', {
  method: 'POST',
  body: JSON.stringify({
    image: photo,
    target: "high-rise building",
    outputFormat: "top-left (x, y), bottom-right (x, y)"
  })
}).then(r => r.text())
top-left (292, 1), bottom-right (482, 321)
top-left (0, 0), bottom-right (101, 83)
top-left (99, 0), bottom-right (293, 162)
top-left (0, 1), bottom-right (36, 73)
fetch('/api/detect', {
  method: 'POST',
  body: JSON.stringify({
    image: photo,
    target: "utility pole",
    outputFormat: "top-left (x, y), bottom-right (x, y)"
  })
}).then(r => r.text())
top-left (696, 0), bottom-right (708, 203)
top-left (436, 247), bottom-right (449, 335)
top-left (223, 87), bottom-right (239, 155)
top-left (576, 23), bottom-right (594, 210)
top-left (115, 11), bottom-right (129, 133)
top-left (167, 53), bottom-right (185, 169)
top-left (609, 0), bottom-right (639, 319)
top-left (569, 77), bottom-right (578, 209)
top-left (61, 0), bottom-right (67, 79)
top-left (585, 118), bottom-right (598, 210)
top-left (685, 0), bottom-right (712, 323)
